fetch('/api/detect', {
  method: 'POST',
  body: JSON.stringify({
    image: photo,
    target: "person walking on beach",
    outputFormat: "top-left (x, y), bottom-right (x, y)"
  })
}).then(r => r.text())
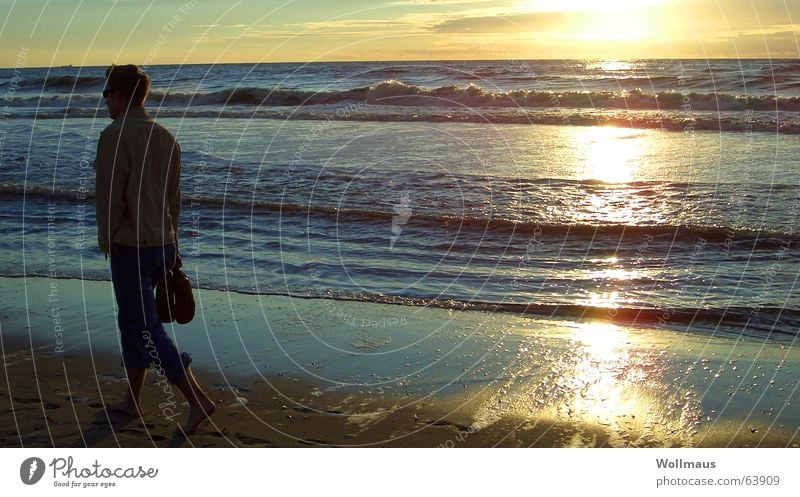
top-left (95, 64), bottom-right (216, 435)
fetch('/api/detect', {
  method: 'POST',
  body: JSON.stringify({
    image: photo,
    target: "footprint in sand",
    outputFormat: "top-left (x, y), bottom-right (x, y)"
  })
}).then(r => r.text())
top-left (236, 433), bottom-right (274, 447)
top-left (12, 397), bottom-right (60, 409)
top-left (64, 395), bottom-right (90, 404)
top-left (297, 438), bottom-right (331, 447)
top-left (116, 428), bottom-right (167, 442)
top-left (423, 419), bottom-right (472, 433)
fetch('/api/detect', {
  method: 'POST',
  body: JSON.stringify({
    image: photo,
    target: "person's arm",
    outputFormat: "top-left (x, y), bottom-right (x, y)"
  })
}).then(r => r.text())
top-left (94, 130), bottom-right (130, 254)
top-left (168, 140), bottom-right (182, 258)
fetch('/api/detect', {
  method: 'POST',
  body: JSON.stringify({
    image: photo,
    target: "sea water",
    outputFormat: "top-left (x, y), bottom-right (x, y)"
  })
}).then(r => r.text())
top-left (0, 59), bottom-right (798, 340)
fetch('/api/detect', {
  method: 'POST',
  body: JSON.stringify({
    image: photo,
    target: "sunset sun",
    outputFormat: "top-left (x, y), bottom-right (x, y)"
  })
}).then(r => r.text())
top-left (517, 0), bottom-right (668, 41)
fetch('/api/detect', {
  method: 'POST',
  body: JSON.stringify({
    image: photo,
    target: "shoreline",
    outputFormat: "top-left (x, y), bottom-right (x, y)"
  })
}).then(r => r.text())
top-left (1, 274), bottom-right (792, 344)
top-left (1, 276), bottom-right (798, 447)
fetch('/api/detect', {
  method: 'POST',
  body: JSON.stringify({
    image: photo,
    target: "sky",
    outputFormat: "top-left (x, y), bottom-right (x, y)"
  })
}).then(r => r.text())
top-left (0, 0), bottom-right (798, 67)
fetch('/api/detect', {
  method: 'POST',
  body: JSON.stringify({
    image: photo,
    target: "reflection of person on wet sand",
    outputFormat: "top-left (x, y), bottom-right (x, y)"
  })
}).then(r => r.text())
top-left (94, 64), bottom-right (216, 435)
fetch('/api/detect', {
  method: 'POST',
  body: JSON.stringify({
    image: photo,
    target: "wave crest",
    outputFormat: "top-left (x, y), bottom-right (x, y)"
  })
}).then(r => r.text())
top-left (11, 80), bottom-right (800, 111)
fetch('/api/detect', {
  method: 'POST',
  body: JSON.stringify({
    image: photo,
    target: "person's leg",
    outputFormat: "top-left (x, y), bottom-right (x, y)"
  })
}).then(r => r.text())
top-left (106, 368), bottom-right (147, 416)
top-left (148, 244), bottom-right (216, 434)
top-left (172, 367), bottom-right (217, 434)
top-left (107, 245), bottom-right (154, 416)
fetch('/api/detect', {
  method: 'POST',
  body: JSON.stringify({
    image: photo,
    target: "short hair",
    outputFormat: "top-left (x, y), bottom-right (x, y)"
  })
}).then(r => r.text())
top-left (104, 64), bottom-right (150, 106)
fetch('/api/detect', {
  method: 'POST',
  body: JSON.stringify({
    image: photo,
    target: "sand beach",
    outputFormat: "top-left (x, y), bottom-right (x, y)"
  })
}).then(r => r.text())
top-left (1, 276), bottom-right (797, 448)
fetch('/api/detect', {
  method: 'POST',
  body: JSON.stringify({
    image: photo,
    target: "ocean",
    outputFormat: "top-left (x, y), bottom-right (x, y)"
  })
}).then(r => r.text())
top-left (1, 59), bottom-right (798, 340)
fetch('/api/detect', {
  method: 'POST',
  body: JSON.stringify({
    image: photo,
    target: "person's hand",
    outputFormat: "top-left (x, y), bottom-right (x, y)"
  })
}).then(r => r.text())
top-left (174, 252), bottom-right (183, 269)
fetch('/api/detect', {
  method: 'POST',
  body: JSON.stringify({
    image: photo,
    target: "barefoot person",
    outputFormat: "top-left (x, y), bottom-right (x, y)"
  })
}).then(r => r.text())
top-left (95, 64), bottom-right (216, 435)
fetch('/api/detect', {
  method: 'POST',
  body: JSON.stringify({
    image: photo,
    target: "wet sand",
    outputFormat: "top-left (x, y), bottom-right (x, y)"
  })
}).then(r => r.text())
top-left (1, 276), bottom-right (798, 447)
top-left (0, 336), bottom-right (636, 448)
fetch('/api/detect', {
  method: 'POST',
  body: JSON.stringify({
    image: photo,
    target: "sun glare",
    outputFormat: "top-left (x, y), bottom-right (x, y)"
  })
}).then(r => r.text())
top-left (566, 322), bottom-right (653, 430)
top-left (578, 10), bottom-right (664, 42)
top-left (517, 0), bottom-right (666, 41)
top-left (586, 61), bottom-right (635, 72)
top-left (574, 127), bottom-right (646, 183)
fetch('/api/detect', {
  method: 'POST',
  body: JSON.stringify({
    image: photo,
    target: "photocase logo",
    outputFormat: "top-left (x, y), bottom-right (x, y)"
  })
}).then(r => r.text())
top-left (20, 457), bottom-right (46, 485)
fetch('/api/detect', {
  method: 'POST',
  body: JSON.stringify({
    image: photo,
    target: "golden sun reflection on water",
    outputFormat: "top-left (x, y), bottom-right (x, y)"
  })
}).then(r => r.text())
top-left (563, 126), bottom-right (670, 226)
top-left (581, 290), bottom-right (622, 308)
top-left (557, 322), bottom-right (697, 444)
top-left (587, 267), bottom-right (638, 281)
top-left (584, 60), bottom-right (636, 72)
top-left (567, 322), bottom-right (643, 426)
top-left (576, 126), bottom-right (646, 183)
top-left (467, 319), bottom-right (701, 446)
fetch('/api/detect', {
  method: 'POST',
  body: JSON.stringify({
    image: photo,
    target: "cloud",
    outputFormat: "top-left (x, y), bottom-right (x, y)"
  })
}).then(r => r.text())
top-left (185, 0), bottom-right (799, 59)
top-left (729, 30), bottom-right (800, 57)
top-left (665, 29), bottom-right (800, 58)
top-left (432, 10), bottom-right (592, 33)
top-left (300, 19), bottom-right (415, 31)
top-left (430, 0), bottom-right (800, 36)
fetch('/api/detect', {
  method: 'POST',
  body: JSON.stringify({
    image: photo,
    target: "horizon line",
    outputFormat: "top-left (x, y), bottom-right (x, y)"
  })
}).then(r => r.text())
top-left (2, 56), bottom-right (796, 71)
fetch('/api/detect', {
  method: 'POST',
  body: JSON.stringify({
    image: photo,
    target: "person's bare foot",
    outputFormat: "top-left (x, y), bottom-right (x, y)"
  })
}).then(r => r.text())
top-left (182, 397), bottom-right (216, 435)
top-left (105, 399), bottom-right (143, 417)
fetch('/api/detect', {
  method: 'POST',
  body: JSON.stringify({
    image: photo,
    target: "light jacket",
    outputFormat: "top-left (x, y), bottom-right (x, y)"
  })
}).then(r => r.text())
top-left (94, 107), bottom-right (181, 253)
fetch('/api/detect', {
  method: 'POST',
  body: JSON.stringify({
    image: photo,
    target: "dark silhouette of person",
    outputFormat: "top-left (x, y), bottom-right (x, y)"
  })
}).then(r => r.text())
top-left (95, 64), bottom-right (215, 435)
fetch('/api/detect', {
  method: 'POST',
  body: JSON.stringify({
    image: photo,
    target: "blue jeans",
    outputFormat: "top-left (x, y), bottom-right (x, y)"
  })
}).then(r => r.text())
top-left (110, 243), bottom-right (192, 384)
